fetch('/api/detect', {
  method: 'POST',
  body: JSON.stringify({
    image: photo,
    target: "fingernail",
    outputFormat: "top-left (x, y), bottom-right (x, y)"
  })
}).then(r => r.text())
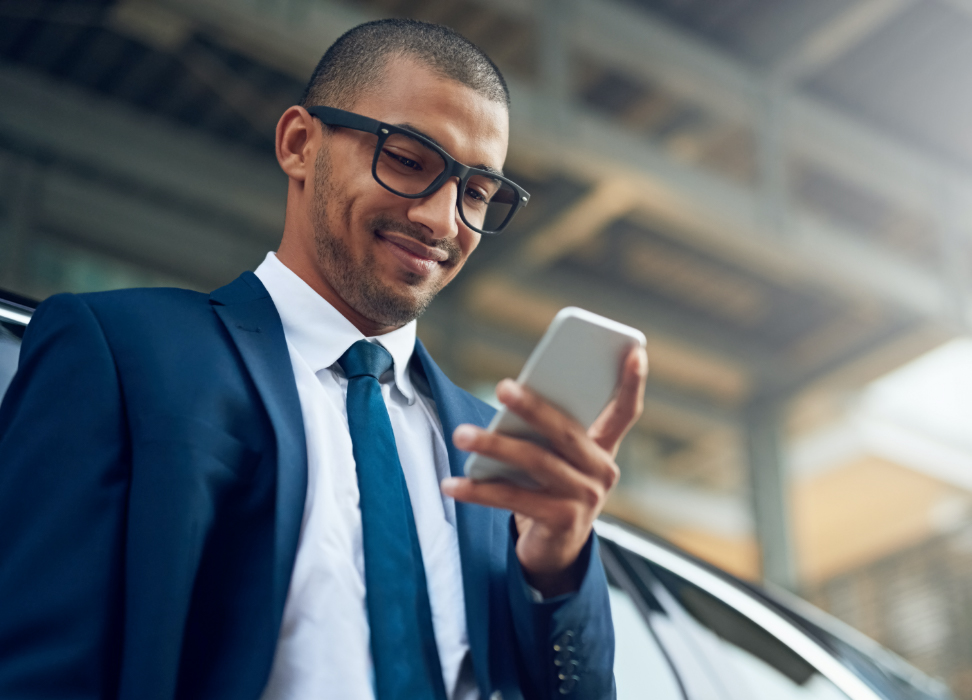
top-left (441, 477), bottom-right (460, 493)
top-left (498, 379), bottom-right (522, 401)
top-left (453, 424), bottom-right (476, 447)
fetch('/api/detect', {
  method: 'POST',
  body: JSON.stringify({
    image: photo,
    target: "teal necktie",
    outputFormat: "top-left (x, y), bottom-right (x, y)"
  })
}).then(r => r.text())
top-left (338, 340), bottom-right (447, 700)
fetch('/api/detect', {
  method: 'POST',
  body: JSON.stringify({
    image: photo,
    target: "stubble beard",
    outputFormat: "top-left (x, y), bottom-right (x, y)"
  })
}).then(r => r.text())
top-left (311, 147), bottom-right (461, 328)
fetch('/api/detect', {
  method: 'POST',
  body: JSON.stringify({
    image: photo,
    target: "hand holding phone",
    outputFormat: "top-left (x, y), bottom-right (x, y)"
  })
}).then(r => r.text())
top-left (444, 307), bottom-right (648, 597)
top-left (463, 307), bottom-right (646, 489)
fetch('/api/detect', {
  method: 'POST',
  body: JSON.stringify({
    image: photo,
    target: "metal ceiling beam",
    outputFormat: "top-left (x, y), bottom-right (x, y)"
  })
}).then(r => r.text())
top-left (0, 65), bottom-right (286, 237)
top-left (508, 94), bottom-right (954, 322)
top-left (491, 266), bottom-right (779, 379)
top-left (771, 0), bottom-right (916, 83)
top-left (145, 0), bottom-right (972, 327)
top-left (938, 0), bottom-right (972, 23)
top-left (158, 0), bottom-right (972, 216)
top-left (38, 168), bottom-right (268, 288)
top-left (572, 0), bottom-right (972, 214)
top-left (518, 178), bottom-right (640, 267)
top-left (421, 299), bottom-right (742, 429)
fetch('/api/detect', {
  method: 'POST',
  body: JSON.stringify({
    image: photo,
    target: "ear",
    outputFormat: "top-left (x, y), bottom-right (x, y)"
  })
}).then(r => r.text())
top-left (276, 105), bottom-right (317, 182)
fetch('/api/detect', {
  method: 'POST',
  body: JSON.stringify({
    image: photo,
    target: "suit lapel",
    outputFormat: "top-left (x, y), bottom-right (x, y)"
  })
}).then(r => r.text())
top-left (414, 340), bottom-right (497, 695)
top-left (210, 272), bottom-right (307, 632)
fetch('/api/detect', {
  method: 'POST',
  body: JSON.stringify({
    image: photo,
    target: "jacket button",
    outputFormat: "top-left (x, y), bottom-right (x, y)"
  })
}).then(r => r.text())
top-left (558, 675), bottom-right (579, 694)
top-left (553, 630), bottom-right (574, 652)
top-left (489, 692), bottom-right (503, 700)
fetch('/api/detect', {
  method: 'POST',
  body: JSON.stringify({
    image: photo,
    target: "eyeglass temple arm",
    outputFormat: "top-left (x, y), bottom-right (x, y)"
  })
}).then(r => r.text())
top-left (306, 106), bottom-right (383, 135)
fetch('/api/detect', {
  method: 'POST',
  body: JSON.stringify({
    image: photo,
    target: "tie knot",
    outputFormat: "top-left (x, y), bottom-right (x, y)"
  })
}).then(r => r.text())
top-left (338, 340), bottom-right (393, 380)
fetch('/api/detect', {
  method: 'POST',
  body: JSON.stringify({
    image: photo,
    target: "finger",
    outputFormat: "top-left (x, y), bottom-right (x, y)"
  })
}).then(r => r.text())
top-left (493, 380), bottom-right (615, 483)
top-left (589, 346), bottom-right (648, 455)
top-left (453, 424), bottom-right (591, 496)
top-left (441, 476), bottom-right (581, 528)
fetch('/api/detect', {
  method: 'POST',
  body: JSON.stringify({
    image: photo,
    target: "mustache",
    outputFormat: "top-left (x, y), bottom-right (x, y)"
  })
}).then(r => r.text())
top-left (368, 214), bottom-right (462, 266)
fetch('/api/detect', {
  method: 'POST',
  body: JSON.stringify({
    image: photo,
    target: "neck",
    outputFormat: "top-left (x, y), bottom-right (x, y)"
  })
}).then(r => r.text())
top-left (274, 245), bottom-right (400, 337)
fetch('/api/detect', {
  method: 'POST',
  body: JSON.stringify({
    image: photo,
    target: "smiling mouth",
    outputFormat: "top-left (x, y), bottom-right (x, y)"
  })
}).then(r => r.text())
top-left (375, 230), bottom-right (453, 278)
top-left (377, 230), bottom-right (450, 263)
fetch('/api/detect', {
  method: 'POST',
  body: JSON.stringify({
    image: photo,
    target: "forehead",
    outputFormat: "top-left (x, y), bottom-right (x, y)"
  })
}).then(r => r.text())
top-left (349, 56), bottom-right (509, 171)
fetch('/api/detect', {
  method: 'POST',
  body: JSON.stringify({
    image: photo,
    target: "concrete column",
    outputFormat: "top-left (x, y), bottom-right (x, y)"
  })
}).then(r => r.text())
top-left (936, 183), bottom-right (971, 332)
top-left (744, 396), bottom-right (798, 591)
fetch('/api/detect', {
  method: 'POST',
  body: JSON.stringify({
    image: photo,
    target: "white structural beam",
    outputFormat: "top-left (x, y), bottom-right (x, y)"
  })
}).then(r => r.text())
top-left (939, 0), bottom-right (972, 22)
top-left (509, 89), bottom-right (957, 322)
top-left (571, 0), bottom-right (972, 217)
top-left (772, 0), bottom-right (915, 83)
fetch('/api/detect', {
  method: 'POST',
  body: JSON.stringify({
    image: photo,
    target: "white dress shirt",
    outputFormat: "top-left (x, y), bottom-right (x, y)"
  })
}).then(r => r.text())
top-left (255, 252), bottom-right (473, 700)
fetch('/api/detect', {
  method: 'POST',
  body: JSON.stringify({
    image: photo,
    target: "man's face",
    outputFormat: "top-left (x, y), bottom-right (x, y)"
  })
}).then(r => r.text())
top-left (309, 57), bottom-right (509, 329)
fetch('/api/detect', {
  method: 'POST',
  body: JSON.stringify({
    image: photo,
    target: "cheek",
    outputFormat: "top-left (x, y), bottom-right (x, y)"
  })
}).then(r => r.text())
top-left (460, 229), bottom-right (482, 258)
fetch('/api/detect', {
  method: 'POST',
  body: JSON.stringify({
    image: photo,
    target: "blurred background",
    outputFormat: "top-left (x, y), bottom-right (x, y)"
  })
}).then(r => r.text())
top-left (1, 0), bottom-right (971, 695)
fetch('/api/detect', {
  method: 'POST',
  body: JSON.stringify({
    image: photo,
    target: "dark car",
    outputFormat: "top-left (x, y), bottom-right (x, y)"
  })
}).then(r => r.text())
top-left (0, 289), bottom-right (956, 700)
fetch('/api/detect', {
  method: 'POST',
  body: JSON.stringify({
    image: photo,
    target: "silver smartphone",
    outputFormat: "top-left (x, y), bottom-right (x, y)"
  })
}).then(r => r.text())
top-left (463, 306), bottom-right (646, 489)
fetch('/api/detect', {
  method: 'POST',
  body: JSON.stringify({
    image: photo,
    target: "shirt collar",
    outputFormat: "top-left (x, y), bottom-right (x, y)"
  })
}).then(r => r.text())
top-left (254, 252), bottom-right (418, 404)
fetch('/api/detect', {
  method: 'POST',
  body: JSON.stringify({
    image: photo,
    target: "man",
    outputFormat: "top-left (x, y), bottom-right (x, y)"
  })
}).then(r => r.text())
top-left (0, 19), bottom-right (647, 700)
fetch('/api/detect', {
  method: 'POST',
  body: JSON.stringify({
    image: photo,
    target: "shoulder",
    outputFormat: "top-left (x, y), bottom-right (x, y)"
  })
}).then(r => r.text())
top-left (24, 287), bottom-right (223, 363)
top-left (32, 286), bottom-right (208, 324)
top-left (77, 286), bottom-right (210, 318)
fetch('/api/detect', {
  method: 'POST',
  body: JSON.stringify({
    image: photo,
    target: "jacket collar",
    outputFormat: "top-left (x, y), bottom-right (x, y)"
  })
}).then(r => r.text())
top-left (253, 253), bottom-right (420, 403)
top-left (209, 272), bottom-right (307, 638)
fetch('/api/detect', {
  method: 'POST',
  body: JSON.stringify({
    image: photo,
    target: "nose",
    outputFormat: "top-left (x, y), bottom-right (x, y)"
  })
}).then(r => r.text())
top-left (406, 177), bottom-right (461, 240)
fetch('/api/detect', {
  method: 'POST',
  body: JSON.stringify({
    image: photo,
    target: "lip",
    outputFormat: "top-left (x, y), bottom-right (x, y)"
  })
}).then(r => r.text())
top-left (376, 231), bottom-right (447, 276)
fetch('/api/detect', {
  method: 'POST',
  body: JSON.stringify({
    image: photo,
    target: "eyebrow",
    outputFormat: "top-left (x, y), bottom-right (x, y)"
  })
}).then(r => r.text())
top-left (395, 121), bottom-right (505, 177)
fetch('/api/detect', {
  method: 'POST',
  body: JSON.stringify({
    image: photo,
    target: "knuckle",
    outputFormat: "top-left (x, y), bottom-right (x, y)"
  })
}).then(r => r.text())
top-left (605, 461), bottom-right (621, 489)
top-left (578, 481), bottom-right (602, 510)
top-left (538, 449), bottom-right (558, 472)
top-left (557, 423), bottom-right (585, 453)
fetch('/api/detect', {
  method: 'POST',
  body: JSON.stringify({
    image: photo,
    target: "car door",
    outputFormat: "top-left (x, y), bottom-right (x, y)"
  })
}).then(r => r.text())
top-left (0, 294), bottom-right (31, 401)
top-left (597, 519), bottom-right (886, 700)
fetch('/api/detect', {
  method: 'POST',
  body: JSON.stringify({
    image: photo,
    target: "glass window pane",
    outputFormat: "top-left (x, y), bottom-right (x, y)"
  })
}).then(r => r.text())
top-left (0, 325), bottom-right (21, 403)
top-left (609, 582), bottom-right (685, 700)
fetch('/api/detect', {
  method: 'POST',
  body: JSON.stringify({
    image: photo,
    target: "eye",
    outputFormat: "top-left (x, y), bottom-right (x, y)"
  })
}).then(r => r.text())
top-left (383, 148), bottom-right (424, 172)
top-left (464, 185), bottom-right (489, 204)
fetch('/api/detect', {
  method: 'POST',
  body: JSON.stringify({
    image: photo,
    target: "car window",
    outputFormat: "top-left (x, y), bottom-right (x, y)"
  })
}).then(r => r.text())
top-left (0, 324), bottom-right (21, 402)
top-left (603, 540), bottom-right (732, 700)
top-left (647, 563), bottom-right (852, 700)
top-left (609, 581), bottom-right (686, 700)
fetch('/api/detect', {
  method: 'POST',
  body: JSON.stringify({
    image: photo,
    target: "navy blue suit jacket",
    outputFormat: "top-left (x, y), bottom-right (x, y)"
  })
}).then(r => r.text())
top-left (0, 272), bottom-right (614, 700)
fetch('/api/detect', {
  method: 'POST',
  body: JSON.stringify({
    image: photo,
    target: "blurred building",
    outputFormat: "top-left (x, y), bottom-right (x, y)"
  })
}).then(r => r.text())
top-left (2, 0), bottom-right (972, 695)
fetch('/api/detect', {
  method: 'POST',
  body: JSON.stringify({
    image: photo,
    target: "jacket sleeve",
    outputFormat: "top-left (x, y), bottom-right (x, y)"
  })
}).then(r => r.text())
top-left (507, 519), bottom-right (616, 700)
top-left (0, 293), bottom-right (129, 698)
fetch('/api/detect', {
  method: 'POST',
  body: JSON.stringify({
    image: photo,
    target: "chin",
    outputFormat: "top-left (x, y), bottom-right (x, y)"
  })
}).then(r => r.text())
top-left (351, 280), bottom-right (436, 328)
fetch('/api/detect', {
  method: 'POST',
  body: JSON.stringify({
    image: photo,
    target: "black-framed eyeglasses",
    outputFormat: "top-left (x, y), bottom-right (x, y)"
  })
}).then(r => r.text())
top-left (306, 105), bottom-right (529, 235)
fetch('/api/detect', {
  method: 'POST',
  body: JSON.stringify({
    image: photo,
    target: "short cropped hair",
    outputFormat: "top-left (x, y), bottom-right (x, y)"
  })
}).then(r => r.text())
top-left (299, 19), bottom-right (509, 111)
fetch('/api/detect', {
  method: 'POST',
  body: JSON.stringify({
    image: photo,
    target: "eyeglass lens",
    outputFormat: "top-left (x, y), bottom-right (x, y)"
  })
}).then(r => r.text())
top-left (376, 132), bottom-right (518, 233)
